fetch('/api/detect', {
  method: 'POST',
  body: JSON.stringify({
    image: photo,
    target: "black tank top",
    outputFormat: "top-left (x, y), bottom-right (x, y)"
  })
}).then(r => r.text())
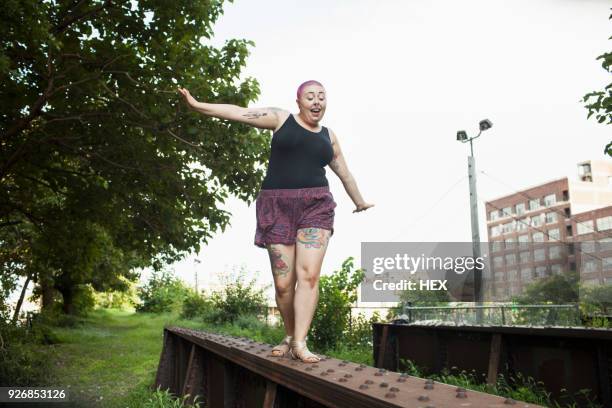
top-left (261, 114), bottom-right (334, 189)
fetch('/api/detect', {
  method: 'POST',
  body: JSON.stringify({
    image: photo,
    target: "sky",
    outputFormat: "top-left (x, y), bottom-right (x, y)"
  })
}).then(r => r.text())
top-left (9, 0), bottom-right (612, 309)
top-left (171, 0), bottom-right (612, 301)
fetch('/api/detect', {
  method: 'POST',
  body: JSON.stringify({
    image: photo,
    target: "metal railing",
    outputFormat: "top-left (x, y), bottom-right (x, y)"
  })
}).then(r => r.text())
top-left (400, 304), bottom-right (581, 326)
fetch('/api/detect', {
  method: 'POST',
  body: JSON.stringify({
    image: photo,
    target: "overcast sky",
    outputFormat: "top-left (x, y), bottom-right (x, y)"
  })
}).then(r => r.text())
top-left (157, 0), bottom-right (612, 299)
top-left (11, 0), bottom-right (612, 308)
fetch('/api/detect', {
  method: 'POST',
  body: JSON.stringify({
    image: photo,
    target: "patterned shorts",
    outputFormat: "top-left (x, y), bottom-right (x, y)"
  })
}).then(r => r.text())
top-left (254, 186), bottom-right (337, 248)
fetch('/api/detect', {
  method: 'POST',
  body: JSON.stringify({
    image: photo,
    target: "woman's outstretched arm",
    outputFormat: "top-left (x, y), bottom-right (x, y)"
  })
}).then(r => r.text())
top-left (177, 87), bottom-right (286, 130)
top-left (328, 129), bottom-right (375, 213)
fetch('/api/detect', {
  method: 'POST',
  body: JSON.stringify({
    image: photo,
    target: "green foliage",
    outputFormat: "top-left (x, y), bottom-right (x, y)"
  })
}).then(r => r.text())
top-left (94, 277), bottom-right (140, 310)
top-left (580, 284), bottom-right (612, 315)
top-left (388, 279), bottom-right (451, 319)
top-left (0, 311), bottom-right (59, 386)
top-left (143, 386), bottom-right (202, 408)
top-left (1, 0), bottom-right (269, 316)
top-left (310, 257), bottom-right (365, 350)
top-left (513, 272), bottom-right (579, 305)
top-left (205, 268), bottom-right (269, 324)
top-left (180, 291), bottom-right (214, 320)
top-left (582, 8), bottom-right (612, 156)
top-left (344, 311), bottom-right (382, 349)
top-left (136, 269), bottom-right (192, 314)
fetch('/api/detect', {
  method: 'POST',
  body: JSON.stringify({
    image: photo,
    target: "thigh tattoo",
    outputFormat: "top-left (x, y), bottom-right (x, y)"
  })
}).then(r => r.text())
top-left (268, 245), bottom-right (291, 278)
top-left (297, 228), bottom-right (329, 249)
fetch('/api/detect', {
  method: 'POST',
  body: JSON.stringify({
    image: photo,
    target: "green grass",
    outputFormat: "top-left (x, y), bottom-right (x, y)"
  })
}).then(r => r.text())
top-left (45, 308), bottom-right (215, 407)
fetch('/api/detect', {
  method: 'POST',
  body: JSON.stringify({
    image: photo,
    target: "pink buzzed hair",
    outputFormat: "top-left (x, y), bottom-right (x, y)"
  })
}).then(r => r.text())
top-left (297, 80), bottom-right (324, 99)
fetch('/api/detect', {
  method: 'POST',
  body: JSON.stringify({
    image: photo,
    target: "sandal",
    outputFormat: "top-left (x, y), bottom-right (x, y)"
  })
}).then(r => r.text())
top-left (270, 335), bottom-right (292, 357)
top-left (289, 339), bottom-right (320, 363)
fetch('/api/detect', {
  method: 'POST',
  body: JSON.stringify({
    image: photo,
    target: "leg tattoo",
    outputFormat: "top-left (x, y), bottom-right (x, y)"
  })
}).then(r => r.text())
top-left (269, 245), bottom-right (291, 278)
top-left (297, 228), bottom-right (329, 249)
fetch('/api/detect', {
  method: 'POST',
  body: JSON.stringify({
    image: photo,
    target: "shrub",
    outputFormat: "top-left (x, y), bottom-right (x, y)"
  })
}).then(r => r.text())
top-left (180, 291), bottom-right (214, 320)
top-left (309, 257), bottom-right (364, 350)
top-left (136, 269), bottom-right (192, 314)
top-left (94, 278), bottom-right (140, 310)
top-left (206, 268), bottom-right (268, 324)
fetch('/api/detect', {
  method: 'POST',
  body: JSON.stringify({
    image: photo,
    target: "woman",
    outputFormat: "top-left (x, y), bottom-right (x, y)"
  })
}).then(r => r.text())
top-left (178, 80), bottom-right (373, 363)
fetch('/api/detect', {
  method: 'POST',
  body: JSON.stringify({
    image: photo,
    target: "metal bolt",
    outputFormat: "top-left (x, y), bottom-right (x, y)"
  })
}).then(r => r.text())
top-left (456, 387), bottom-right (466, 392)
top-left (380, 382), bottom-right (389, 388)
top-left (364, 380), bottom-right (374, 385)
top-left (344, 374), bottom-right (352, 378)
top-left (397, 378), bottom-right (406, 383)
top-left (456, 391), bottom-right (467, 399)
top-left (424, 383), bottom-right (434, 390)
top-left (355, 367), bottom-right (363, 371)
top-left (418, 395), bottom-right (430, 402)
top-left (389, 387), bottom-right (399, 392)
top-left (339, 378), bottom-right (347, 382)
top-left (327, 369), bottom-right (334, 373)
top-left (305, 367), bottom-right (312, 371)
top-left (384, 392), bottom-right (396, 398)
top-left (504, 398), bottom-right (516, 405)
top-left (321, 371), bottom-right (328, 376)
top-left (359, 384), bottom-right (369, 390)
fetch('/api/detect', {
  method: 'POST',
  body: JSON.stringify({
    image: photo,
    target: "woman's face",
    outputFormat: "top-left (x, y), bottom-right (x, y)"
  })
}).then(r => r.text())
top-left (297, 84), bottom-right (326, 123)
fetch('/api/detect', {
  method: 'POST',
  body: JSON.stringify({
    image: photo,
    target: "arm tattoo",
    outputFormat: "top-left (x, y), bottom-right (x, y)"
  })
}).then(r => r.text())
top-left (329, 157), bottom-right (340, 172)
top-left (242, 107), bottom-right (281, 120)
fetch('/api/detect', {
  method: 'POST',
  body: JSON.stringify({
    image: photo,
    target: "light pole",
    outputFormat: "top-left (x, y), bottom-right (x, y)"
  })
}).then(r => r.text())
top-left (456, 119), bottom-right (492, 308)
top-left (194, 258), bottom-right (201, 294)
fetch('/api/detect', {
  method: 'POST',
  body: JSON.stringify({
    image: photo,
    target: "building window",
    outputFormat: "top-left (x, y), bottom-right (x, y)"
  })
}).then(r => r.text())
top-left (490, 210), bottom-right (499, 221)
top-left (549, 246), bottom-right (561, 260)
top-left (521, 267), bottom-right (533, 281)
top-left (603, 257), bottom-right (612, 271)
top-left (577, 220), bottom-right (594, 235)
top-left (493, 256), bottom-right (504, 268)
top-left (529, 198), bottom-right (540, 211)
top-left (545, 212), bottom-right (557, 224)
top-left (517, 218), bottom-right (529, 231)
top-left (532, 214), bottom-right (544, 227)
top-left (516, 203), bottom-right (526, 216)
top-left (495, 272), bottom-right (505, 282)
top-left (519, 251), bottom-right (531, 264)
top-left (583, 278), bottom-right (600, 286)
top-left (551, 264), bottom-right (563, 275)
top-left (534, 248), bottom-right (546, 261)
top-left (533, 232), bottom-right (544, 242)
top-left (582, 259), bottom-right (599, 273)
top-left (491, 240), bottom-right (503, 253)
top-left (507, 269), bottom-right (518, 281)
top-left (536, 266), bottom-right (547, 278)
top-left (490, 225), bottom-right (500, 237)
top-left (548, 228), bottom-right (560, 241)
top-left (544, 194), bottom-right (556, 207)
top-left (502, 207), bottom-right (512, 217)
top-left (580, 241), bottom-right (596, 253)
top-left (518, 234), bottom-right (529, 249)
top-left (596, 216), bottom-right (612, 231)
top-left (503, 222), bottom-right (515, 234)
top-left (505, 253), bottom-right (516, 266)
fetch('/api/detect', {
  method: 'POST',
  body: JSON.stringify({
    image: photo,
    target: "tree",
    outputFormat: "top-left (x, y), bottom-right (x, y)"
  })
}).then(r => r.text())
top-left (1, 1), bottom-right (270, 313)
top-left (582, 8), bottom-right (612, 157)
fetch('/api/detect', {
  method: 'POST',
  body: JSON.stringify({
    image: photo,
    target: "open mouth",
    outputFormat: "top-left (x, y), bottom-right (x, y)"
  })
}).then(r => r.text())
top-left (311, 108), bottom-right (321, 114)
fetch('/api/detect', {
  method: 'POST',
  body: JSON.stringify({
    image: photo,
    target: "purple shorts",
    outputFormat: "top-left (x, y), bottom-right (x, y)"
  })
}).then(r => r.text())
top-left (254, 186), bottom-right (337, 248)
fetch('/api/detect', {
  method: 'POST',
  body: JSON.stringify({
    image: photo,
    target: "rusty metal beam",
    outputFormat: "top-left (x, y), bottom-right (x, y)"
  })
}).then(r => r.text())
top-left (154, 326), bottom-right (543, 408)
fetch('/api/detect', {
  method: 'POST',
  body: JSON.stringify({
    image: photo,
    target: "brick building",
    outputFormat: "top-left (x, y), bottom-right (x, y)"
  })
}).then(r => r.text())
top-left (484, 160), bottom-right (612, 300)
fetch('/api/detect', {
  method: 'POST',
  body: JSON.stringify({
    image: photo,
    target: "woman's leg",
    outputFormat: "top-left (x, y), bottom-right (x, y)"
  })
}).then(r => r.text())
top-left (266, 243), bottom-right (297, 336)
top-left (293, 227), bottom-right (331, 342)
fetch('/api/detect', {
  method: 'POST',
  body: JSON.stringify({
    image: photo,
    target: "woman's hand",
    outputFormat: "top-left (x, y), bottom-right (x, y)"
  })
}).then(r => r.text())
top-left (353, 202), bottom-right (375, 213)
top-left (177, 87), bottom-right (199, 110)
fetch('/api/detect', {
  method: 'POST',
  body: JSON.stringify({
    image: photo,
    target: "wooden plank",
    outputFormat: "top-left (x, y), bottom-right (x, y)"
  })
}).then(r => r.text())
top-left (487, 333), bottom-right (502, 385)
top-left (262, 380), bottom-right (277, 408)
top-left (376, 325), bottom-right (389, 368)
